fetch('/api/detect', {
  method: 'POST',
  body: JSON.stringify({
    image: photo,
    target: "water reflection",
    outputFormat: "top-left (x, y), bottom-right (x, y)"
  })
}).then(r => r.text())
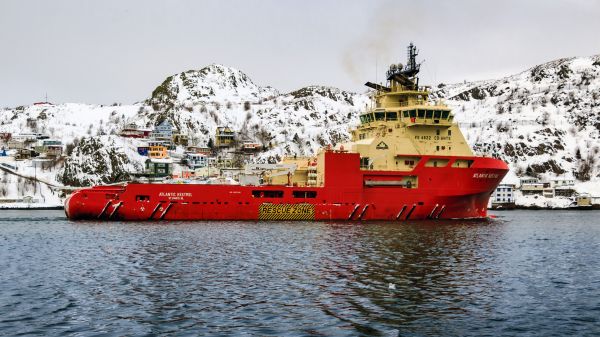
top-left (2, 211), bottom-right (600, 336)
top-left (313, 219), bottom-right (505, 335)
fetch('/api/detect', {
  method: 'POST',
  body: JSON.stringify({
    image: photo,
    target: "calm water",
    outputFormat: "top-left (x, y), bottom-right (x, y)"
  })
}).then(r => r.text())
top-left (1, 210), bottom-right (599, 336)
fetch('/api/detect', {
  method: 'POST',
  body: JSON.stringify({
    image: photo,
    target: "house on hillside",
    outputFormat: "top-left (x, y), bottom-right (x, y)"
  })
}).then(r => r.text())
top-left (120, 123), bottom-right (152, 138)
top-left (173, 133), bottom-right (189, 146)
top-left (0, 133), bottom-right (11, 143)
top-left (186, 145), bottom-right (211, 155)
top-left (7, 140), bottom-right (25, 150)
top-left (12, 134), bottom-right (38, 143)
top-left (153, 120), bottom-right (174, 141)
top-left (35, 139), bottom-right (62, 157)
top-left (550, 177), bottom-right (575, 188)
top-left (184, 153), bottom-right (208, 169)
top-left (148, 145), bottom-right (168, 159)
top-left (519, 176), bottom-right (539, 186)
top-left (520, 182), bottom-right (546, 195)
top-left (137, 146), bottom-right (149, 156)
top-left (242, 141), bottom-right (262, 152)
top-left (575, 194), bottom-right (592, 207)
top-left (554, 185), bottom-right (576, 197)
top-left (491, 184), bottom-right (516, 208)
top-left (144, 158), bottom-right (172, 178)
top-left (46, 145), bottom-right (63, 158)
top-left (15, 149), bottom-right (37, 161)
top-left (215, 126), bottom-right (235, 147)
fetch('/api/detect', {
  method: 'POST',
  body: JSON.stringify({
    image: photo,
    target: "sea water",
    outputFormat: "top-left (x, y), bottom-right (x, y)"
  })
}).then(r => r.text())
top-left (1, 210), bottom-right (599, 336)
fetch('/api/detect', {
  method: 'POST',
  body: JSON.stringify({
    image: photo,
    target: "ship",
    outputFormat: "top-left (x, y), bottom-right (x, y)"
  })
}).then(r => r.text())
top-left (65, 44), bottom-right (509, 221)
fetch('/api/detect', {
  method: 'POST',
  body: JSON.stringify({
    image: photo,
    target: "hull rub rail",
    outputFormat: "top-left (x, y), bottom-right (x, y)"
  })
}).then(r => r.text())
top-left (435, 205), bottom-right (446, 219)
top-left (108, 201), bottom-right (123, 219)
top-left (396, 205), bottom-right (407, 220)
top-left (358, 204), bottom-right (369, 220)
top-left (405, 204), bottom-right (416, 220)
top-left (159, 202), bottom-right (173, 220)
top-left (97, 201), bottom-right (112, 219)
top-left (148, 203), bottom-right (162, 220)
top-left (348, 204), bottom-right (361, 220)
top-left (428, 204), bottom-right (439, 219)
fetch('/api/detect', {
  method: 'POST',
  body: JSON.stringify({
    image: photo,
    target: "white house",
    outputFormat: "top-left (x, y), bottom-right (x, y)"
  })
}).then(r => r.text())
top-left (550, 177), bottom-right (575, 188)
top-left (184, 153), bottom-right (208, 169)
top-left (519, 176), bottom-right (539, 186)
top-left (492, 184), bottom-right (515, 204)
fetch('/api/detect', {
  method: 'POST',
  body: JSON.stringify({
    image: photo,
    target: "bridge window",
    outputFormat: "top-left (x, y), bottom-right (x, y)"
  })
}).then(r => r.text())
top-left (452, 160), bottom-right (474, 168)
top-left (293, 191), bottom-right (317, 198)
top-left (360, 157), bottom-right (371, 169)
top-left (425, 110), bottom-right (433, 118)
top-left (375, 111), bottom-right (385, 121)
top-left (442, 111), bottom-right (449, 119)
top-left (252, 190), bottom-right (283, 198)
top-left (417, 110), bottom-right (425, 118)
top-left (426, 158), bottom-right (449, 167)
top-left (403, 111), bottom-right (409, 118)
top-left (386, 112), bottom-right (398, 121)
top-left (409, 110), bottom-right (416, 118)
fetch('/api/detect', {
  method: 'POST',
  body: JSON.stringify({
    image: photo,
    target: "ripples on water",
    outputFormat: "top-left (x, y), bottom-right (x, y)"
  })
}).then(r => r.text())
top-left (1, 210), bottom-right (599, 336)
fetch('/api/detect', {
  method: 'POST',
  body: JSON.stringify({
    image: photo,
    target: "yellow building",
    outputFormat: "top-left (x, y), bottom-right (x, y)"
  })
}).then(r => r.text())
top-left (215, 126), bottom-right (235, 147)
top-left (148, 145), bottom-right (168, 159)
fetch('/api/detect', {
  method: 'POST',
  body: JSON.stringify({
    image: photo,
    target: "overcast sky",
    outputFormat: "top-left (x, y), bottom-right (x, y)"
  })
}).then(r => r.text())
top-left (1, 0), bottom-right (599, 106)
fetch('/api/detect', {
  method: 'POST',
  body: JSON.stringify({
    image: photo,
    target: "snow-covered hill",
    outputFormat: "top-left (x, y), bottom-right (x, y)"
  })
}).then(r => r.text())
top-left (136, 65), bottom-right (369, 161)
top-left (433, 55), bottom-right (600, 191)
top-left (1, 54), bottom-right (599, 206)
top-left (147, 64), bottom-right (279, 111)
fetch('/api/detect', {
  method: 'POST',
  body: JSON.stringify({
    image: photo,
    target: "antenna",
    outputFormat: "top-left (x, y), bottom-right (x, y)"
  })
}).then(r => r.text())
top-left (403, 42), bottom-right (421, 78)
top-left (375, 55), bottom-right (378, 93)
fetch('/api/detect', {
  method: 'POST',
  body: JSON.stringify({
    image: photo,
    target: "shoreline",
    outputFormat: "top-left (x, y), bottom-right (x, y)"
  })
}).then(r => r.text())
top-left (492, 205), bottom-right (600, 211)
top-left (0, 205), bottom-right (64, 210)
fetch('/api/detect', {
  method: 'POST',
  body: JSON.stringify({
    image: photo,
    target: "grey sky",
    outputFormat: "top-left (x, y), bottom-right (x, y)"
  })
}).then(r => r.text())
top-left (1, 0), bottom-right (599, 106)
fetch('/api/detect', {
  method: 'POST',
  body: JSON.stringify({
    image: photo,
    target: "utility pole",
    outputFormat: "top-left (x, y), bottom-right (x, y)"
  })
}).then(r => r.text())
top-left (34, 161), bottom-right (37, 195)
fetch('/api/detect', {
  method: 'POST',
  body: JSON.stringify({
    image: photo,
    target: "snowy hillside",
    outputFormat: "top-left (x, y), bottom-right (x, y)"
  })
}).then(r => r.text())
top-left (135, 65), bottom-right (369, 161)
top-left (147, 64), bottom-right (279, 112)
top-left (57, 136), bottom-right (145, 187)
top-left (1, 55), bottom-right (599, 206)
top-left (433, 55), bottom-right (600, 195)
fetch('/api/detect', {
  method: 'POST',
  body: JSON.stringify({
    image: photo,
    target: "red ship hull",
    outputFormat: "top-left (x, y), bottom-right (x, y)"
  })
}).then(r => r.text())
top-left (64, 151), bottom-right (508, 221)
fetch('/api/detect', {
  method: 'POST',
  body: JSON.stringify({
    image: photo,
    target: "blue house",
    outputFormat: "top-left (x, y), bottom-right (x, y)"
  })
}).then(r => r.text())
top-left (153, 120), bottom-right (173, 141)
top-left (137, 146), bottom-right (149, 156)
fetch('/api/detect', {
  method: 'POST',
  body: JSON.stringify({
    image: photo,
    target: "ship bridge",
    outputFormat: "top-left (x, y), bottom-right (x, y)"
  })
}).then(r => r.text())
top-left (347, 42), bottom-right (474, 169)
top-left (359, 105), bottom-right (454, 128)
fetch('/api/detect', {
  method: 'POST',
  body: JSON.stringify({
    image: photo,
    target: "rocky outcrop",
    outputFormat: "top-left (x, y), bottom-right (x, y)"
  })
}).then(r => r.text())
top-left (57, 136), bottom-right (143, 187)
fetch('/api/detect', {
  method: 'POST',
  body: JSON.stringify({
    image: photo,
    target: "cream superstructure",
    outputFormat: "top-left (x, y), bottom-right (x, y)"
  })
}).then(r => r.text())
top-left (340, 43), bottom-right (473, 172)
top-left (270, 44), bottom-right (475, 186)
